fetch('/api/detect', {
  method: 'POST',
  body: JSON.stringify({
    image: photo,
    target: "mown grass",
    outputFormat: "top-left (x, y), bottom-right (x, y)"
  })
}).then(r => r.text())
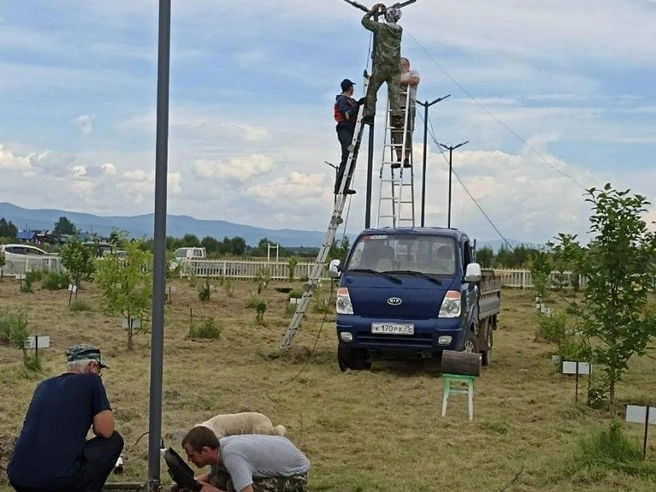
top-left (0, 277), bottom-right (655, 491)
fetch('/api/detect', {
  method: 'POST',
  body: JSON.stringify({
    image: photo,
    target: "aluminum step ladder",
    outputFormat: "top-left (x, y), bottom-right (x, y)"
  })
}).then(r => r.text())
top-left (279, 72), bottom-right (371, 350)
top-left (375, 88), bottom-right (415, 228)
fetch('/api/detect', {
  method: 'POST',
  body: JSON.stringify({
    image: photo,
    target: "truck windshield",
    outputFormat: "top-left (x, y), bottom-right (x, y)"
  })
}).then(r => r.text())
top-left (345, 234), bottom-right (457, 277)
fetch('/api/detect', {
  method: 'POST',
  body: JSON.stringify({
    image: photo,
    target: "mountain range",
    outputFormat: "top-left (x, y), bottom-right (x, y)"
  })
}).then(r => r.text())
top-left (0, 202), bottom-right (526, 249)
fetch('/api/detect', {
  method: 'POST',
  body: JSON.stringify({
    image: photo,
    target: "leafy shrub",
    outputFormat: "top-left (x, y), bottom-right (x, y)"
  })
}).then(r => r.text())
top-left (255, 301), bottom-right (267, 324)
top-left (26, 270), bottom-right (44, 283)
top-left (246, 296), bottom-right (261, 309)
top-left (536, 311), bottom-right (567, 344)
top-left (198, 281), bottom-right (211, 302)
top-left (223, 278), bottom-right (234, 297)
top-left (42, 271), bottom-right (71, 291)
top-left (189, 317), bottom-right (221, 340)
top-left (70, 300), bottom-right (91, 312)
top-left (288, 289), bottom-right (303, 300)
top-left (0, 310), bottom-right (39, 371)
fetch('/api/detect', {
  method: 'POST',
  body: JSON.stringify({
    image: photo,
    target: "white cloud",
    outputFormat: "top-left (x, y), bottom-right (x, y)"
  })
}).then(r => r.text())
top-left (193, 154), bottom-right (274, 182)
top-left (0, 144), bottom-right (30, 170)
top-left (101, 163), bottom-right (117, 175)
top-left (73, 114), bottom-right (95, 135)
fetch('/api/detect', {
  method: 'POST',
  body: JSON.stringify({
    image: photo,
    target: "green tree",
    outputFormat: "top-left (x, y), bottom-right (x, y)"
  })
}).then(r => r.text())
top-left (60, 236), bottom-right (95, 302)
top-left (109, 227), bottom-right (129, 248)
top-left (53, 216), bottom-right (77, 235)
top-left (328, 236), bottom-right (351, 264)
top-left (181, 234), bottom-right (200, 247)
top-left (529, 249), bottom-right (552, 301)
top-left (94, 242), bottom-right (153, 351)
top-left (201, 236), bottom-right (221, 255)
top-left (475, 246), bottom-right (494, 267)
top-left (550, 184), bottom-right (656, 413)
top-left (0, 218), bottom-right (18, 238)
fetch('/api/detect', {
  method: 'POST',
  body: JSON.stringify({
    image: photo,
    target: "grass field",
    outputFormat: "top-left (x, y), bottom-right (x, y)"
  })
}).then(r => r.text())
top-left (1, 275), bottom-right (655, 491)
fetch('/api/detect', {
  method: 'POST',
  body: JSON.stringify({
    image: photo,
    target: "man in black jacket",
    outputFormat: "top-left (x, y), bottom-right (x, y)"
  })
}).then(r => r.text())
top-left (333, 78), bottom-right (364, 196)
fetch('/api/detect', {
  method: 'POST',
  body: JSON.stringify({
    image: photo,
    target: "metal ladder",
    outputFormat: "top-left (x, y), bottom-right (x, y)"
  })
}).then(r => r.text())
top-left (375, 88), bottom-right (415, 228)
top-left (279, 73), bottom-right (371, 350)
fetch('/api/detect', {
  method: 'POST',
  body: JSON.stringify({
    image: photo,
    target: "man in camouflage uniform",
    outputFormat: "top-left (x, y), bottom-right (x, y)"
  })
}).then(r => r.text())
top-left (173, 426), bottom-right (309, 492)
top-left (361, 3), bottom-right (404, 127)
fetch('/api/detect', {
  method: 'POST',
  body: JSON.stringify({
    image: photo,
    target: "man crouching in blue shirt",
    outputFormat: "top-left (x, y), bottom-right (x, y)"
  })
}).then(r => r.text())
top-left (7, 344), bottom-right (123, 492)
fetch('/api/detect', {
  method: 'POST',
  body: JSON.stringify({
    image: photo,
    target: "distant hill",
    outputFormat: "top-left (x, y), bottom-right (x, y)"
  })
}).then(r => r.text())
top-left (0, 202), bottom-right (326, 247)
top-left (0, 202), bottom-right (529, 249)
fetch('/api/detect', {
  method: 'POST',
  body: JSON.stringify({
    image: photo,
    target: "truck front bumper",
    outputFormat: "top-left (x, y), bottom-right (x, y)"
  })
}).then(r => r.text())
top-left (336, 316), bottom-right (466, 353)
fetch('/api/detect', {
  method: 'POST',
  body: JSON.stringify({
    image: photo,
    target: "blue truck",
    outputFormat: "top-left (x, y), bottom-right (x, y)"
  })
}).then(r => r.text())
top-left (328, 227), bottom-right (502, 371)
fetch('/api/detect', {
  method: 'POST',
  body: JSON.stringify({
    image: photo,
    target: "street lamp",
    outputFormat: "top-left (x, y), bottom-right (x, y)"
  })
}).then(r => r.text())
top-left (438, 140), bottom-right (469, 229)
top-left (416, 94), bottom-right (450, 227)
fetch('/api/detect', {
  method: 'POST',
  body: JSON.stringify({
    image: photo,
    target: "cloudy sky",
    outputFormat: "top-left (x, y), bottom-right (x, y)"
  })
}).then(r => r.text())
top-left (1, 0), bottom-right (655, 244)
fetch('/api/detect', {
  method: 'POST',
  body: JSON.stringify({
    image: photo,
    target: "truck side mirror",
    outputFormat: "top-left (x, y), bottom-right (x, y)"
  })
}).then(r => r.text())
top-left (328, 259), bottom-right (342, 278)
top-left (464, 262), bottom-right (482, 283)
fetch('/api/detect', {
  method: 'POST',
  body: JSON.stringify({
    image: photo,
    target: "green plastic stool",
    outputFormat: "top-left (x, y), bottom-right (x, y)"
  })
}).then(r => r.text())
top-left (441, 373), bottom-right (476, 421)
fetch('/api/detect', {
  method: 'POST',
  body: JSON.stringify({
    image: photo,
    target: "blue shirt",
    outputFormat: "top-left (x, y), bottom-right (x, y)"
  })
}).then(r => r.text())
top-left (8, 372), bottom-right (111, 489)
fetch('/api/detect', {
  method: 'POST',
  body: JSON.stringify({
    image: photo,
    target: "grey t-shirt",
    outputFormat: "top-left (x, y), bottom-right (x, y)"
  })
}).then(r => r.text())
top-left (211, 435), bottom-right (310, 492)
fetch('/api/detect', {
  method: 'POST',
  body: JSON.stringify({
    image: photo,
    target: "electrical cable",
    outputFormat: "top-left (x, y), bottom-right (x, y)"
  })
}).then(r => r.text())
top-left (405, 30), bottom-right (588, 191)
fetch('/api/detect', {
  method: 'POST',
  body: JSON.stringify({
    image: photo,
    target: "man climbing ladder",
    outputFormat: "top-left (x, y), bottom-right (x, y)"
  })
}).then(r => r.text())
top-left (279, 74), bottom-right (371, 350)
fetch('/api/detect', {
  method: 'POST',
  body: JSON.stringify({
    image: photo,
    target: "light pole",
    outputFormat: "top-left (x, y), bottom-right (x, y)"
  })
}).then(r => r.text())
top-left (439, 140), bottom-right (469, 229)
top-left (147, 0), bottom-right (170, 490)
top-left (416, 94), bottom-right (450, 227)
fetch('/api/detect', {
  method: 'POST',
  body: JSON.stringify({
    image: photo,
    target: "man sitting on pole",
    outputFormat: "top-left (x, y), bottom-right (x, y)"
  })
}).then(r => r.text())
top-left (361, 3), bottom-right (404, 127)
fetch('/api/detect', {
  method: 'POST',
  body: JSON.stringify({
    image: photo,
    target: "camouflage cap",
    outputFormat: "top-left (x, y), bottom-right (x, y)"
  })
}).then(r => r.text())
top-left (66, 343), bottom-right (109, 369)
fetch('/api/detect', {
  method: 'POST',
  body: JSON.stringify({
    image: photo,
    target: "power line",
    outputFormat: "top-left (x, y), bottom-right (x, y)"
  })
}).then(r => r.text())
top-left (418, 110), bottom-right (514, 250)
top-left (405, 31), bottom-right (588, 191)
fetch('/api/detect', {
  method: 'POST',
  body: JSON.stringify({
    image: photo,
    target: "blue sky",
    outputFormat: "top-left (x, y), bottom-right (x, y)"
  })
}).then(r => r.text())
top-left (1, 0), bottom-right (655, 244)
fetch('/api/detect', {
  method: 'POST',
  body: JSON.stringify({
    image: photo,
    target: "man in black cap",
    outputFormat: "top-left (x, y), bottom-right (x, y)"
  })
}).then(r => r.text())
top-left (7, 343), bottom-right (123, 492)
top-left (333, 78), bottom-right (365, 197)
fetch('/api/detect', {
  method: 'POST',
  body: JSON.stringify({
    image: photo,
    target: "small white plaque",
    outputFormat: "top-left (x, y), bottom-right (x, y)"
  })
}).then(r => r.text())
top-left (626, 405), bottom-right (656, 425)
top-left (25, 336), bottom-right (50, 349)
top-left (562, 361), bottom-right (591, 375)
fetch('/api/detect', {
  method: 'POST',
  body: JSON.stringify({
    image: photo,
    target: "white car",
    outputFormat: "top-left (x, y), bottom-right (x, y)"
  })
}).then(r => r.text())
top-left (1, 244), bottom-right (54, 258)
top-left (170, 247), bottom-right (206, 270)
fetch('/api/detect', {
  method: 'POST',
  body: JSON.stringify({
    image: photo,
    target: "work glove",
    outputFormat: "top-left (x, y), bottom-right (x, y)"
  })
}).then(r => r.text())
top-left (357, 97), bottom-right (366, 105)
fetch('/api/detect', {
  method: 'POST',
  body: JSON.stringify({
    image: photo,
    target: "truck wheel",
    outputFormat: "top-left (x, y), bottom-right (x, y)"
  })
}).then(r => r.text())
top-left (337, 346), bottom-right (371, 372)
top-left (463, 330), bottom-right (478, 354)
top-left (481, 325), bottom-right (492, 366)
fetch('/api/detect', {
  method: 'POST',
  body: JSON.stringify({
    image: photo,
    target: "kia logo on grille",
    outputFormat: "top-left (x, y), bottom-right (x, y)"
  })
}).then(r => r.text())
top-left (387, 297), bottom-right (402, 306)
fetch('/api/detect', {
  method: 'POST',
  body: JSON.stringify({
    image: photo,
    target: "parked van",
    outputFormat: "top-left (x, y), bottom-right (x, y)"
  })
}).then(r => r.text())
top-left (170, 247), bottom-right (206, 270)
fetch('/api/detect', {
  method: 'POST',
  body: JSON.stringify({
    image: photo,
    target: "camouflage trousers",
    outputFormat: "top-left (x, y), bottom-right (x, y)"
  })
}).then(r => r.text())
top-left (212, 470), bottom-right (308, 492)
top-left (364, 62), bottom-right (402, 120)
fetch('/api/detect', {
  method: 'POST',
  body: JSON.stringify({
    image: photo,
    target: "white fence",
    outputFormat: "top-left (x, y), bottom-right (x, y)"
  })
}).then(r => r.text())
top-left (0, 256), bottom-right (584, 290)
top-left (1, 256), bottom-right (63, 276)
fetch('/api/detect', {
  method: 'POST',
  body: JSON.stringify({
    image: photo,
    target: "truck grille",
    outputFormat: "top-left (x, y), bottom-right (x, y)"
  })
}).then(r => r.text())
top-left (355, 331), bottom-right (433, 347)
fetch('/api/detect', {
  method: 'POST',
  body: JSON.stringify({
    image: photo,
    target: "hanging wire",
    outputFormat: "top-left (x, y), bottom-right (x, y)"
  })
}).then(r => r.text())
top-left (405, 30), bottom-right (588, 191)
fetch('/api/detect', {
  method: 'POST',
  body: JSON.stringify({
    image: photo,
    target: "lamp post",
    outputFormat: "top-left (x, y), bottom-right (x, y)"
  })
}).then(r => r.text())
top-left (147, 0), bottom-right (170, 490)
top-left (438, 140), bottom-right (469, 228)
top-left (416, 94), bottom-right (450, 227)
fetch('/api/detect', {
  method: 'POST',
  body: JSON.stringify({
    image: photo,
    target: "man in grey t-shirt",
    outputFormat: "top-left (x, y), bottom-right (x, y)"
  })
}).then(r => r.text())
top-left (178, 426), bottom-right (310, 492)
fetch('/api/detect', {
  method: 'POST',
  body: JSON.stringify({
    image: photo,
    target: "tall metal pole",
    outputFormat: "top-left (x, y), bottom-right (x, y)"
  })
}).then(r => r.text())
top-left (439, 140), bottom-right (468, 229)
top-left (416, 94), bottom-right (450, 227)
top-left (147, 0), bottom-right (170, 490)
top-left (364, 8), bottom-right (379, 229)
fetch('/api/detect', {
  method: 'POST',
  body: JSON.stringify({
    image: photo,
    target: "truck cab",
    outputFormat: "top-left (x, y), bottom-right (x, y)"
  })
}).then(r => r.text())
top-left (329, 227), bottom-right (501, 371)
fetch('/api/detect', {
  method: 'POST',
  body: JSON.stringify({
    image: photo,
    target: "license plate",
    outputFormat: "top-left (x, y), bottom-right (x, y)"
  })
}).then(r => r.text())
top-left (371, 323), bottom-right (414, 335)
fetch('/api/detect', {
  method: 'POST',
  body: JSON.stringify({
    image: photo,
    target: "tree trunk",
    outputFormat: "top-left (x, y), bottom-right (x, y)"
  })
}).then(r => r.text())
top-left (441, 350), bottom-right (481, 377)
top-left (609, 378), bottom-right (616, 416)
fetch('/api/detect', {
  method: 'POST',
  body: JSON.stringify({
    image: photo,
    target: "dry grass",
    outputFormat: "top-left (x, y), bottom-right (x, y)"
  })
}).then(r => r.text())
top-left (1, 277), bottom-right (656, 491)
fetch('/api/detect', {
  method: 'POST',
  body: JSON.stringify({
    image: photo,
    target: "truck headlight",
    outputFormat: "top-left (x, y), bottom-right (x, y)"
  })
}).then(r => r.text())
top-left (438, 290), bottom-right (461, 318)
top-left (336, 287), bottom-right (354, 315)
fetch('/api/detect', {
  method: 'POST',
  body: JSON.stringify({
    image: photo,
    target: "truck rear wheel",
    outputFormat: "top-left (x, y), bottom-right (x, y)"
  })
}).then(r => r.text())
top-left (481, 324), bottom-right (492, 366)
top-left (337, 346), bottom-right (371, 372)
